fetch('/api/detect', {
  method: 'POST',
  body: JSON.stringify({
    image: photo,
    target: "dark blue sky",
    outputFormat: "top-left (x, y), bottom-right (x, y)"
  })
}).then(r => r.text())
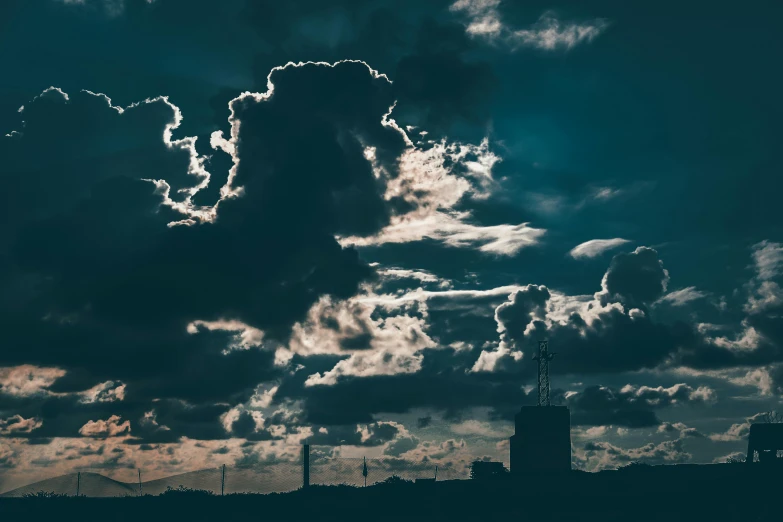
top-left (1, 0), bottom-right (782, 488)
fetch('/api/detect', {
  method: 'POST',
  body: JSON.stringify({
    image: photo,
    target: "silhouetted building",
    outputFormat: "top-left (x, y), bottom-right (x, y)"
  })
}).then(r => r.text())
top-left (470, 460), bottom-right (507, 480)
top-left (746, 423), bottom-right (783, 463)
top-left (510, 341), bottom-right (572, 474)
top-left (510, 406), bottom-right (571, 474)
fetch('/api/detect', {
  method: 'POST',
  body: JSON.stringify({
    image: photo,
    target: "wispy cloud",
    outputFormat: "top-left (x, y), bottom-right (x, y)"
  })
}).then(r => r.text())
top-left (450, 1), bottom-right (609, 51)
top-left (657, 286), bottom-right (709, 307)
top-left (57, 0), bottom-right (156, 18)
top-left (569, 238), bottom-right (630, 259)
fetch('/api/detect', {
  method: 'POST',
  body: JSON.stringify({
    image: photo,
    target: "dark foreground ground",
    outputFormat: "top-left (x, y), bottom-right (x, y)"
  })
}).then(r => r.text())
top-left (1, 462), bottom-right (780, 522)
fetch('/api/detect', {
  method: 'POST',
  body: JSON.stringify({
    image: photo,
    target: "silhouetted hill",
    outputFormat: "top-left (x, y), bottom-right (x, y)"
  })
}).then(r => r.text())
top-left (0, 466), bottom-right (299, 498)
top-left (140, 468), bottom-right (223, 496)
top-left (142, 465), bottom-right (301, 495)
top-left (0, 472), bottom-right (135, 498)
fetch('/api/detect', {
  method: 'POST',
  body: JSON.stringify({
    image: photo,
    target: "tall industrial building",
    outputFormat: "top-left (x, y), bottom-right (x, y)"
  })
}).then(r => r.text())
top-left (509, 341), bottom-right (571, 474)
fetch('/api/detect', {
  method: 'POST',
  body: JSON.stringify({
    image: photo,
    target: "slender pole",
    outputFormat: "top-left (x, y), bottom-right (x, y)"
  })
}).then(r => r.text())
top-left (302, 444), bottom-right (310, 489)
top-left (221, 464), bottom-right (225, 496)
top-left (434, 466), bottom-right (438, 481)
top-left (138, 469), bottom-right (143, 497)
top-left (76, 472), bottom-right (80, 497)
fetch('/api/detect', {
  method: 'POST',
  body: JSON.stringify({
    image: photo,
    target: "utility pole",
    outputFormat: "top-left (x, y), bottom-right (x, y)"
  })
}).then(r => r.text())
top-left (302, 443), bottom-right (310, 490)
top-left (533, 340), bottom-right (555, 406)
top-left (137, 469), bottom-right (143, 497)
top-left (76, 472), bottom-right (80, 497)
top-left (221, 464), bottom-right (225, 496)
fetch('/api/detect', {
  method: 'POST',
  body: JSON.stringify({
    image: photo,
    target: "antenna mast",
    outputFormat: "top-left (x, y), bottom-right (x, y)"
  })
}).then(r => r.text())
top-left (533, 340), bottom-right (555, 406)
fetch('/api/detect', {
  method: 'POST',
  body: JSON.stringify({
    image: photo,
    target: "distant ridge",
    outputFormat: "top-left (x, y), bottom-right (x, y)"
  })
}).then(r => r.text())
top-left (0, 472), bottom-right (136, 498)
top-left (1, 466), bottom-right (303, 497)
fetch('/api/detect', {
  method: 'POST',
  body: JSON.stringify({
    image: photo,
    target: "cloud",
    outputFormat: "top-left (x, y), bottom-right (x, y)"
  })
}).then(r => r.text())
top-left (476, 247), bottom-right (688, 376)
top-left (0, 366), bottom-right (65, 397)
top-left (569, 238), bottom-right (630, 259)
top-left (508, 11), bottom-right (609, 51)
top-left (450, 2), bottom-right (609, 51)
top-left (713, 452), bottom-right (746, 463)
top-left (728, 367), bottom-right (775, 396)
top-left (744, 241), bottom-right (783, 315)
top-left (79, 381), bottom-right (126, 403)
top-left (305, 421), bottom-right (404, 447)
top-left (601, 247), bottom-right (670, 307)
top-left (78, 416), bottom-right (131, 438)
top-left (470, 284), bottom-right (548, 372)
top-left (56, 0), bottom-right (155, 18)
top-left (578, 438), bottom-right (691, 471)
top-left (376, 267), bottom-right (452, 290)
top-left (564, 383), bottom-right (715, 428)
top-left (751, 240), bottom-right (783, 281)
top-left (449, 420), bottom-right (506, 438)
top-left (305, 350), bottom-right (425, 386)
top-left (338, 138), bottom-right (545, 255)
top-left (0, 415), bottom-right (43, 436)
top-left (392, 438), bottom-right (471, 468)
top-left (657, 287), bottom-right (709, 307)
top-left (343, 212), bottom-right (544, 255)
top-left (677, 241), bottom-right (783, 370)
top-left (657, 422), bottom-right (704, 439)
top-left (0, 442), bottom-right (17, 469)
top-left (470, 344), bottom-right (522, 373)
top-left (708, 412), bottom-right (770, 442)
top-left (449, 0), bottom-right (503, 37)
top-left (0, 61), bottom-right (425, 438)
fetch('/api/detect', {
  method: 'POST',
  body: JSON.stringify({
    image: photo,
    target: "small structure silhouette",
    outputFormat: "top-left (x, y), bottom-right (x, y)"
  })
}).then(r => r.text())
top-left (746, 422), bottom-right (783, 463)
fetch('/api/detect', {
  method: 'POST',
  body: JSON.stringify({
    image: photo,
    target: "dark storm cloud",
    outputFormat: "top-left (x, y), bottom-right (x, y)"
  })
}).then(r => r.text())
top-left (601, 247), bottom-right (670, 308)
top-left (0, 61), bottom-right (420, 442)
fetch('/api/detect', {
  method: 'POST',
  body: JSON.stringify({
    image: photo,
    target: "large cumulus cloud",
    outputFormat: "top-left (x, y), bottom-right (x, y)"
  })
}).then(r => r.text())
top-left (472, 247), bottom-right (693, 375)
top-left (1, 59), bottom-right (544, 449)
top-left (0, 61), bottom-right (415, 442)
